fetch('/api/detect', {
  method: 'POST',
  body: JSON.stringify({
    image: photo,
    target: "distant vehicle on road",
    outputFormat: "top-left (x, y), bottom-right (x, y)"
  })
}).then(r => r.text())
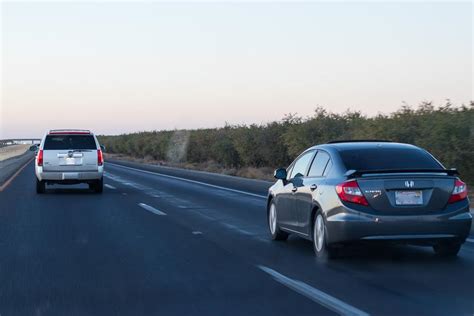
top-left (268, 140), bottom-right (471, 258)
top-left (34, 129), bottom-right (105, 194)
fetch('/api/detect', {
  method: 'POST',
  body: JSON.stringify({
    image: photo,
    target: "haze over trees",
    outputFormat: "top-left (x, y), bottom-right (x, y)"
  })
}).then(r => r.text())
top-left (99, 101), bottom-right (474, 184)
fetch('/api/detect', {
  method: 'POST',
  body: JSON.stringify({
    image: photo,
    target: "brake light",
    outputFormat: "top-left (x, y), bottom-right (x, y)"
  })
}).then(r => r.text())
top-left (448, 179), bottom-right (467, 204)
top-left (97, 149), bottom-right (104, 166)
top-left (37, 149), bottom-right (43, 166)
top-left (336, 180), bottom-right (369, 206)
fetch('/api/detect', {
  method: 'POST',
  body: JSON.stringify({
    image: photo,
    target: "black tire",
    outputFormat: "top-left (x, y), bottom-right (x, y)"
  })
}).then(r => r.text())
top-left (433, 242), bottom-right (461, 257)
top-left (90, 178), bottom-right (103, 194)
top-left (268, 201), bottom-right (289, 241)
top-left (312, 212), bottom-right (338, 259)
top-left (36, 178), bottom-right (46, 194)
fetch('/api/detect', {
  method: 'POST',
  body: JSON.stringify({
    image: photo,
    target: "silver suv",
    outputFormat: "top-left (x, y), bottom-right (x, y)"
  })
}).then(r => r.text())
top-left (35, 129), bottom-right (105, 194)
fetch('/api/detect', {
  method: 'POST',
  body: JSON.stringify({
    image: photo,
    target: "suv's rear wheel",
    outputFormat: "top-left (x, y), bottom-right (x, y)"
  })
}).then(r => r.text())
top-left (313, 212), bottom-right (337, 259)
top-left (90, 178), bottom-right (103, 194)
top-left (36, 178), bottom-right (46, 194)
top-left (268, 201), bottom-right (289, 241)
top-left (433, 241), bottom-right (461, 257)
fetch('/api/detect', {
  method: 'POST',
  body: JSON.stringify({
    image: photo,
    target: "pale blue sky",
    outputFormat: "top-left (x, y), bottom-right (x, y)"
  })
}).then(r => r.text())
top-left (1, 1), bottom-right (472, 138)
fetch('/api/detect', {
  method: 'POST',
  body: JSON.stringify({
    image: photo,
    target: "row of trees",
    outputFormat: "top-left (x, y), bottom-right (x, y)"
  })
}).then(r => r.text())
top-left (99, 101), bottom-right (474, 183)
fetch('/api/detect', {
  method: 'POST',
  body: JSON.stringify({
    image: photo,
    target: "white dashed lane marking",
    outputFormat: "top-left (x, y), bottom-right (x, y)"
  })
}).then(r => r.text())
top-left (138, 203), bottom-right (167, 216)
top-left (258, 265), bottom-right (369, 316)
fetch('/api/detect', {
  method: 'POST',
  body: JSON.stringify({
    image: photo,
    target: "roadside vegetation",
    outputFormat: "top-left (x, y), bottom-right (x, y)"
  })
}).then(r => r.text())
top-left (99, 101), bottom-right (474, 184)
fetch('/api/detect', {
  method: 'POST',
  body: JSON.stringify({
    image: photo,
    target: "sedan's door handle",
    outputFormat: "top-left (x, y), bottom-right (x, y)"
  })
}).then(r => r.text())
top-left (310, 184), bottom-right (317, 191)
top-left (291, 187), bottom-right (298, 192)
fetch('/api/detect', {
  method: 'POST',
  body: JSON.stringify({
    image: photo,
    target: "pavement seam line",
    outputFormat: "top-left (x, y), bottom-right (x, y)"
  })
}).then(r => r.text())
top-left (138, 203), bottom-right (167, 216)
top-left (258, 265), bottom-right (370, 316)
top-left (0, 157), bottom-right (34, 192)
top-left (108, 162), bottom-right (267, 199)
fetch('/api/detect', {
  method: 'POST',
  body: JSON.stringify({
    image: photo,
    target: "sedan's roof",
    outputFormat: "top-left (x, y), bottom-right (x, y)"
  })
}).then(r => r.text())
top-left (314, 141), bottom-right (419, 152)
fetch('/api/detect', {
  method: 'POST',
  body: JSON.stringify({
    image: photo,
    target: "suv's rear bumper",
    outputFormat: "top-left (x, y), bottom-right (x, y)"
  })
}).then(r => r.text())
top-left (36, 166), bottom-right (103, 182)
top-left (326, 202), bottom-right (472, 245)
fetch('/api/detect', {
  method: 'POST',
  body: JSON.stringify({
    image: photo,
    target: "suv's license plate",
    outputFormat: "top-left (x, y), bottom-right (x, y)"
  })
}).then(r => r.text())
top-left (395, 190), bottom-right (423, 205)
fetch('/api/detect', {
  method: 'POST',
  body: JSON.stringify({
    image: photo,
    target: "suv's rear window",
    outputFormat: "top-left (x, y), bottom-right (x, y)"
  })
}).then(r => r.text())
top-left (43, 135), bottom-right (97, 150)
top-left (339, 148), bottom-right (443, 171)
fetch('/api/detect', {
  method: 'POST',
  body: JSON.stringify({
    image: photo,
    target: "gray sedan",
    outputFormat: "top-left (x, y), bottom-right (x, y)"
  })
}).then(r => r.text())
top-left (267, 141), bottom-right (471, 258)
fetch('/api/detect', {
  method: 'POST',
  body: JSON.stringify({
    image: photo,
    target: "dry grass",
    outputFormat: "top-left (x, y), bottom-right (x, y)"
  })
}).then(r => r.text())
top-left (0, 145), bottom-right (30, 162)
top-left (106, 153), bottom-right (274, 181)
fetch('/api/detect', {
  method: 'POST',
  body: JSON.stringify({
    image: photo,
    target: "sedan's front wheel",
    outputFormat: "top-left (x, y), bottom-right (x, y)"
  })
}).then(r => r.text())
top-left (268, 201), bottom-right (288, 241)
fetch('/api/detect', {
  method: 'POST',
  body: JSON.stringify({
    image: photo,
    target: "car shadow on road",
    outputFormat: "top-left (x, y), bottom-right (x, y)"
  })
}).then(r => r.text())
top-left (284, 235), bottom-right (470, 264)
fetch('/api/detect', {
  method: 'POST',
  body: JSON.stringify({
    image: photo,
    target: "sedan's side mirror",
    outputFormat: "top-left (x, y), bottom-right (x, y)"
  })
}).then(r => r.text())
top-left (274, 168), bottom-right (287, 181)
top-left (29, 145), bottom-right (38, 152)
top-left (100, 145), bottom-right (106, 152)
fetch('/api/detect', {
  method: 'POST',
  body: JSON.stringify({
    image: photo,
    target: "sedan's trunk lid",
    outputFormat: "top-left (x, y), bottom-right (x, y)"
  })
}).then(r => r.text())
top-left (357, 175), bottom-right (455, 214)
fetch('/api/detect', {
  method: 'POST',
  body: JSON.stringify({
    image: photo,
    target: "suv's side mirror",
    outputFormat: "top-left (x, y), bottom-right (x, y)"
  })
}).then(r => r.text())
top-left (274, 168), bottom-right (287, 181)
top-left (29, 145), bottom-right (38, 152)
top-left (100, 145), bottom-right (106, 152)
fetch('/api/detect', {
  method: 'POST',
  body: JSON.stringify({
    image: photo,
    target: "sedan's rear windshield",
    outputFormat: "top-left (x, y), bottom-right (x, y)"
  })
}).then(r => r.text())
top-left (43, 135), bottom-right (97, 150)
top-left (339, 148), bottom-right (443, 171)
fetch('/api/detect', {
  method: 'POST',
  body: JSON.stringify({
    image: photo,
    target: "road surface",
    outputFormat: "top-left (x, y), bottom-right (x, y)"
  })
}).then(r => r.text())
top-left (0, 161), bottom-right (473, 315)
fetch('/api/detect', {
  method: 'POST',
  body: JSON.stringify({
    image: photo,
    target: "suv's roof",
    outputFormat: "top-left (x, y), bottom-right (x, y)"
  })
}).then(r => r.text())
top-left (314, 141), bottom-right (419, 152)
top-left (48, 129), bottom-right (92, 135)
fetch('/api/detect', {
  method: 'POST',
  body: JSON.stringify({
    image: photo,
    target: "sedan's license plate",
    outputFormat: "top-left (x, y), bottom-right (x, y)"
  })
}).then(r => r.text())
top-left (395, 190), bottom-right (423, 205)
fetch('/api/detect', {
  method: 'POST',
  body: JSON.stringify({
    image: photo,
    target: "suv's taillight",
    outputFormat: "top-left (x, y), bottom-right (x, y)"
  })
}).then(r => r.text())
top-left (448, 179), bottom-right (467, 204)
top-left (37, 149), bottom-right (43, 167)
top-left (336, 179), bottom-right (369, 206)
top-left (97, 149), bottom-right (104, 166)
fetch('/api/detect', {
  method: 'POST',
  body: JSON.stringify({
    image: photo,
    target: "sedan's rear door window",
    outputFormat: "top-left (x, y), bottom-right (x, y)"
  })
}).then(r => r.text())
top-left (308, 151), bottom-right (330, 177)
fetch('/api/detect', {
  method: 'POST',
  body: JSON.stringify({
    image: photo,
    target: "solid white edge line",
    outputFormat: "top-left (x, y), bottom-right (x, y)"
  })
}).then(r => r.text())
top-left (104, 184), bottom-right (116, 189)
top-left (138, 203), bottom-right (167, 216)
top-left (108, 163), bottom-right (267, 199)
top-left (466, 238), bottom-right (474, 243)
top-left (258, 265), bottom-right (369, 316)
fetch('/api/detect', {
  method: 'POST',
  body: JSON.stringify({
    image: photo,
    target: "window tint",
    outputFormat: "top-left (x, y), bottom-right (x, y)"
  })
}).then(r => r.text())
top-left (289, 151), bottom-right (314, 178)
top-left (308, 151), bottom-right (330, 177)
top-left (43, 135), bottom-right (97, 150)
top-left (339, 148), bottom-right (443, 171)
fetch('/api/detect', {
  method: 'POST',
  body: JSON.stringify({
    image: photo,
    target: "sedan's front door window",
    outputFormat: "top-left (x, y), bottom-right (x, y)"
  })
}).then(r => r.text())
top-left (289, 151), bottom-right (315, 179)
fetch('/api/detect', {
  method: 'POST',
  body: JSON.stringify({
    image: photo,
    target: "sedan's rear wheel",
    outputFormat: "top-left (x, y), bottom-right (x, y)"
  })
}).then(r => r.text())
top-left (268, 201), bottom-right (288, 241)
top-left (313, 212), bottom-right (337, 259)
top-left (433, 242), bottom-right (461, 257)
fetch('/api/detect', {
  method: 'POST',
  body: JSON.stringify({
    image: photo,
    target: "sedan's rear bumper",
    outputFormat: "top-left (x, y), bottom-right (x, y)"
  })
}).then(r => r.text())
top-left (326, 203), bottom-right (472, 245)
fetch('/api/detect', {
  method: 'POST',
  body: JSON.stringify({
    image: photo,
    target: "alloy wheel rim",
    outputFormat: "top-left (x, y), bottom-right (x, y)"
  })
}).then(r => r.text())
top-left (315, 215), bottom-right (324, 252)
top-left (269, 204), bottom-right (277, 234)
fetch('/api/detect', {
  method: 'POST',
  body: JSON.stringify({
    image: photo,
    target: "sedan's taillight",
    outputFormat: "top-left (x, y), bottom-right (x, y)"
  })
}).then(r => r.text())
top-left (37, 149), bottom-right (43, 167)
top-left (448, 179), bottom-right (467, 204)
top-left (336, 179), bottom-right (369, 206)
top-left (97, 149), bottom-right (104, 166)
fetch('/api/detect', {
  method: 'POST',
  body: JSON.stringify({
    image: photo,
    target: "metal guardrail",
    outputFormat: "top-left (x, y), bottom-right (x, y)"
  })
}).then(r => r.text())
top-left (0, 139), bottom-right (41, 148)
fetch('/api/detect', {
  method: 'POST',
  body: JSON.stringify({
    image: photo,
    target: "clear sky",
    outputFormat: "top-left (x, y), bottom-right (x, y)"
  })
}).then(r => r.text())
top-left (0, 1), bottom-right (472, 138)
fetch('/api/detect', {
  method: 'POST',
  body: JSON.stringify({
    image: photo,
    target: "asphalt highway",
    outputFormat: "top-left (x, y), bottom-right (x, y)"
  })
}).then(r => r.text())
top-left (0, 161), bottom-right (473, 315)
